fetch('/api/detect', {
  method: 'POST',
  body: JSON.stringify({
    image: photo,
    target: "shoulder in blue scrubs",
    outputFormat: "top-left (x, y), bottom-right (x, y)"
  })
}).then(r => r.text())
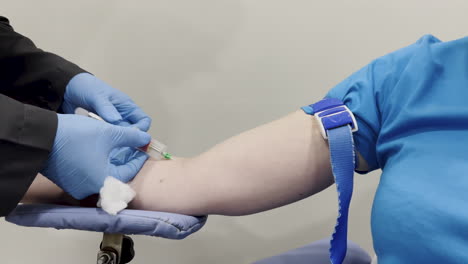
top-left (326, 34), bottom-right (468, 263)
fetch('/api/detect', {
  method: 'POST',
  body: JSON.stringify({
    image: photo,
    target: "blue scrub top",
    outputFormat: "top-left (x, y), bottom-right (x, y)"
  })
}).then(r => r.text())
top-left (326, 35), bottom-right (468, 263)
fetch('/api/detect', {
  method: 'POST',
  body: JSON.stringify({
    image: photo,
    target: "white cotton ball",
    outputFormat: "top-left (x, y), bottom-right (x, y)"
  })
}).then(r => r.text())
top-left (100, 200), bottom-right (128, 216)
top-left (97, 176), bottom-right (136, 215)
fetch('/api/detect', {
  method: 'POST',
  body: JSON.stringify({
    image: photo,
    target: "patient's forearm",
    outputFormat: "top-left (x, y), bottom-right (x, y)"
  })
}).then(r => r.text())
top-left (130, 110), bottom-right (338, 216)
top-left (22, 174), bottom-right (76, 205)
top-left (22, 175), bottom-right (97, 206)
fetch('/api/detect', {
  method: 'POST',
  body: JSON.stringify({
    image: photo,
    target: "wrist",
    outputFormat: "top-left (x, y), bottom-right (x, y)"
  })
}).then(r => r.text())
top-left (67, 72), bottom-right (93, 85)
top-left (65, 73), bottom-right (94, 94)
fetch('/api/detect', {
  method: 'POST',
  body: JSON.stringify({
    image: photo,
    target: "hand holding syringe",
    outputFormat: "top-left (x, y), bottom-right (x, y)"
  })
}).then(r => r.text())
top-left (75, 107), bottom-right (172, 160)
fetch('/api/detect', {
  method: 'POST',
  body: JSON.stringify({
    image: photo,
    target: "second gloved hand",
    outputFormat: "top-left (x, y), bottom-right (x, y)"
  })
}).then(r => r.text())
top-left (41, 114), bottom-right (151, 199)
top-left (62, 73), bottom-right (152, 131)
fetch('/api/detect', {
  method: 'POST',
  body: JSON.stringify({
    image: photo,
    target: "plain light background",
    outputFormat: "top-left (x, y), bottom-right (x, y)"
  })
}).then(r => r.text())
top-left (1, 1), bottom-right (466, 263)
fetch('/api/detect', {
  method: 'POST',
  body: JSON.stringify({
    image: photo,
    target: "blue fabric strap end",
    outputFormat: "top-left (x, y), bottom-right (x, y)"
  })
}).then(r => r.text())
top-left (328, 126), bottom-right (355, 264)
top-left (301, 98), bottom-right (357, 264)
top-left (301, 105), bottom-right (314, 115)
top-left (301, 98), bottom-right (343, 115)
top-left (313, 98), bottom-right (344, 112)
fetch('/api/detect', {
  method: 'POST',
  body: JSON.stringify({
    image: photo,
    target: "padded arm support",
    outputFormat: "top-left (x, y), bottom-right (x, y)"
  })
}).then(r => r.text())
top-left (6, 204), bottom-right (207, 239)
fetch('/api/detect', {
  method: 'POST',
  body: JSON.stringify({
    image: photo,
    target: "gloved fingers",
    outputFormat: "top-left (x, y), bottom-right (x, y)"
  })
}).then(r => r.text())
top-left (114, 120), bottom-right (133, 128)
top-left (126, 107), bottom-right (152, 131)
top-left (134, 117), bottom-right (152, 132)
top-left (93, 98), bottom-right (123, 124)
top-left (115, 119), bottom-right (151, 132)
top-left (111, 151), bottom-right (149, 182)
top-left (110, 147), bottom-right (135, 166)
top-left (113, 126), bottom-right (151, 148)
top-left (117, 117), bottom-right (152, 131)
top-left (115, 102), bottom-right (152, 131)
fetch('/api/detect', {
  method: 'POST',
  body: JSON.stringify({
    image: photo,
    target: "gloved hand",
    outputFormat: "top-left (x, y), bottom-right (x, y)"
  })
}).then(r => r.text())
top-left (41, 114), bottom-right (151, 199)
top-left (62, 73), bottom-right (151, 131)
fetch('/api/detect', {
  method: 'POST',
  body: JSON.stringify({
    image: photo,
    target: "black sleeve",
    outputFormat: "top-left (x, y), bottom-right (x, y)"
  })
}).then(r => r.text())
top-left (0, 16), bottom-right (86, 111)
top-left (0, 16), bottom-right (85, 216)
top-left (0, 94), bottom-right (57, 216)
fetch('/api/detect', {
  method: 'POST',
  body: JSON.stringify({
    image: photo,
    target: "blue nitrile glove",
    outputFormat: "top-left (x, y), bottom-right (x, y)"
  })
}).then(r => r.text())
top-left (62, 73), bottom-right (152, 131)
top-left (110, 147), bottom-right (140, 166)
top-left (41, 113), bottom-right (151, 199)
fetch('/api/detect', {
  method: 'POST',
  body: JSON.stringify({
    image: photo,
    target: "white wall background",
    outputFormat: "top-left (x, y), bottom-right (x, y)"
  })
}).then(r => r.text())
top-left (1, 1), bottom-right (466, 263)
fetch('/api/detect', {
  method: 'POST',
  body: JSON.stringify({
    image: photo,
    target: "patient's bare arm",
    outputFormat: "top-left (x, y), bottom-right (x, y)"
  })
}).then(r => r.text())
top-left (22, 175), bottom-right (97, 206)
top-left (22, 174), bottom-right (78, 205)
top-left (130, 110), bottom-right (368, 216)
top-left (23, 110), bottom-right (368, 216)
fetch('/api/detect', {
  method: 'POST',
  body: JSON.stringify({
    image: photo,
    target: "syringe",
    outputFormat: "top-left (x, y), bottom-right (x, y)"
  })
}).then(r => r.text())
top-left (75, 107), bottom-right (172, 160)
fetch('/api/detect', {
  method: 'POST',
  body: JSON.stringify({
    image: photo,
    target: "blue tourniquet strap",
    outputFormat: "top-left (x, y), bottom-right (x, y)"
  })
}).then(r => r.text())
top-left (302, 98), bottom-right (357, 264)
top-left (328, 125), bottom-right (355, 264)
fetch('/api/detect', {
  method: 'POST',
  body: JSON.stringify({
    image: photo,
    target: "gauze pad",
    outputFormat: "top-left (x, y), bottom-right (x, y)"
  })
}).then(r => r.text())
top-left (97, 177), bottom-right (136, 215)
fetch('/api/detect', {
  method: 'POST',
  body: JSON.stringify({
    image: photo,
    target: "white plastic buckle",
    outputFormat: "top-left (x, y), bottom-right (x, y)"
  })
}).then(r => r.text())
top-left (315, 105), bottom-right (358, 139)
